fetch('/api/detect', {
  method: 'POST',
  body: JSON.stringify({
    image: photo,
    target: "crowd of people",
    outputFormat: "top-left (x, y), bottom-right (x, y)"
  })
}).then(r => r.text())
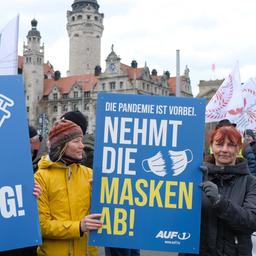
top-left (3, 113), bottom-right (256, 256)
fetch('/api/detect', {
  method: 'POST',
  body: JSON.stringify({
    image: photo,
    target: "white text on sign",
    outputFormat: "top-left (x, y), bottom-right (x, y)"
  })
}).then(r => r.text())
top-left (0, 185), bottom-right (25, 218)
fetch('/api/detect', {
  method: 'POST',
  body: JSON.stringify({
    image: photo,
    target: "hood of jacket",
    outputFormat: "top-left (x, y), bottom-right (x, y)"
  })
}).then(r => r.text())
top-left (38, 155), bottom-right (69, 170)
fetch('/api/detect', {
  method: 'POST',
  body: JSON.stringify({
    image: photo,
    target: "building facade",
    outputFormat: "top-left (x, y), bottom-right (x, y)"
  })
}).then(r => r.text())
top-left (22, 0), bottom-right (193, 135)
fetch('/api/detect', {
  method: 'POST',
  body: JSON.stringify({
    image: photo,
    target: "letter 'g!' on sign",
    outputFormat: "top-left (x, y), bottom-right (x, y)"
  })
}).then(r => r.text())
top-left (0, 185), bottom-right (25, 218)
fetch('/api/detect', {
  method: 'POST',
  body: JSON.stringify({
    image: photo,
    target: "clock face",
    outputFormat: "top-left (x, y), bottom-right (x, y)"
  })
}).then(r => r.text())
top-left (109, 63), bottom-right (117, 73)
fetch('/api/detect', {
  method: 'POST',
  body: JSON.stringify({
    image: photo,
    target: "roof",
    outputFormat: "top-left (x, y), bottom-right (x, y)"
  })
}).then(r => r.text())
top-left (168, 76), bottom-right (186, 94)
top-left (72, 0), bottom-right (99, 11)
top-left (43, 75), bottom-right (98, 96)
top-left (120, 63), bottom-right (144, 80)
top-left (44, 62), bottom-right (54, 77)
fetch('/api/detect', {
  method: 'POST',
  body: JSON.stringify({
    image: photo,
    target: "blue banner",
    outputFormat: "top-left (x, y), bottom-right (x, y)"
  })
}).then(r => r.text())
top-left (0, 75), bottom-right (42, 251)
top-left (89, 93), bottom-right (205, 254)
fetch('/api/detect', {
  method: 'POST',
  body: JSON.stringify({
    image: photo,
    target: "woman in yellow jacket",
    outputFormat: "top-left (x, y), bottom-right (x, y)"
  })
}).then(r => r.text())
top-left (35, 120), bottom-right (102, 256)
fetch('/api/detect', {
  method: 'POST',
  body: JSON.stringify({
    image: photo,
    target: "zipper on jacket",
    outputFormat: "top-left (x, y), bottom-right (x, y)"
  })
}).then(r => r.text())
top-left (68, 166), bottom-right (72, 180)
top-left (234, 235), bottom-right (238, 244)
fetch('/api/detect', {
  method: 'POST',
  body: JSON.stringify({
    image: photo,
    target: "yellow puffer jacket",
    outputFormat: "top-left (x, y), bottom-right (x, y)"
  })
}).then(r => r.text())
top-left (35, 155), bottom-right (98, 256)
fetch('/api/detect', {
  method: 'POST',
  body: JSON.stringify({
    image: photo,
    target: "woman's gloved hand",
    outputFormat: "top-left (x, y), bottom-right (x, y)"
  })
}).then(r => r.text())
top-left (201, 181), bottom-right (220, 204)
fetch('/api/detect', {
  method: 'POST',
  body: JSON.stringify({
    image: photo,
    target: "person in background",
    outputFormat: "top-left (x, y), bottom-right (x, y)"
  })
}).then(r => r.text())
top-left (83, 133), bottom-right (95, 168)
top-left (180, 126), bottom-right (256, 256)
top-left (242, 137), bottom-right (256, 176)
top-left (60, 110), bottom-right (88, 135)
top-left (244, 129), bottom-right (256, 157)
top-left (215, 118), bottom-right (237, 130)
top-left (35, 120), bottom-right (102, 256)
top-left (29, 125), bottom-right (48, 172)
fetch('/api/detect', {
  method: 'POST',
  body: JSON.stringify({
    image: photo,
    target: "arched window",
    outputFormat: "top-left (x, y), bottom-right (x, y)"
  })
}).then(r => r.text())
top-left (73, 104), bottom-right (78, 111)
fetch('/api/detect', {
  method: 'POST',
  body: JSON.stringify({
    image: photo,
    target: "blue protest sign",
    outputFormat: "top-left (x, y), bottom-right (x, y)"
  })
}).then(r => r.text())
top-left (0, 75), bottom-right (42, 251)
top-left (89, 93), bottom-right (206, 254)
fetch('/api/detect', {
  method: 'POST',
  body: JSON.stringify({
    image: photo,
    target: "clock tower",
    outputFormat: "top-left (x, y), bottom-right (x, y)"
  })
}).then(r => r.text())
top-left (105, 44), bottom-right (121, 74)
top-left (67, 0), bottom-right (104, 76)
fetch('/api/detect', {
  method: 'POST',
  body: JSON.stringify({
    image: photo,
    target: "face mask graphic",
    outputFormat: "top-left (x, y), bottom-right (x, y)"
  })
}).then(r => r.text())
top-left (169, 149), bottom-right (193, 176)
top-left (142, 151), bottom-right (167, 177)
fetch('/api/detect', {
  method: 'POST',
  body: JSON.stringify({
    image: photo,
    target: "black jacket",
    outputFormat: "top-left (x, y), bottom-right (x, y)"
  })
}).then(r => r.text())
top-left (243, 145), bottom-right (256, 176)
top-left (250, 141), bottom-right (256, 158)
top-left (180, 159), bottom-right (256, 256)
top-left (0, 247), bottom-right (37, 256)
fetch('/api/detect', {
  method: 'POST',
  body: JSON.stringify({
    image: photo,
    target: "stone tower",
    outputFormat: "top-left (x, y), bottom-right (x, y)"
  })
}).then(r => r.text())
top-left (23, 19), bottom-right (44, 126)
top-left (67, 0), bottom-right (104, 76)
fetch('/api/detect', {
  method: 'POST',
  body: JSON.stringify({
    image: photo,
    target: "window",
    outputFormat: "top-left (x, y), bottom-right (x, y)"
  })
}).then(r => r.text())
top-left (84, 104), bottom-right (90, 111)
top-left (73, 104), bottom-right (78, 111)
top-left (53, 105), bottom-right (58, 112)
top-left (74, 91), bottom-right (78, 98)
top-left (102, 83), bottom-right (105, 90)
top-left (87, 15), bottom-right (91, 20)
top-left (95, 16), bottom-right (98, 21)
top-left (120, 81), bottom-right (123, 89)
top-left (27, 106), bottom-right (29, 113)
top-left (53, 93), bottom-right (58, 100)
top-left (62, 105), bottom-right (68, 112)
top-left (77, 15), bottom-right (82, 20)
top-left (27, 95), bottom-right (29, 100)
top-left (63, 94), bottom-right (68, 99)
top-left (84, 92), bottom-right (90, 98)
top-left (110, 82), bottom-right (116, 90)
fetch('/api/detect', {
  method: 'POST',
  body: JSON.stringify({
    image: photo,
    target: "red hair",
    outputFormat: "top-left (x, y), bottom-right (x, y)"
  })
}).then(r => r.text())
top-left (209, 126), bottom-right (242, 148)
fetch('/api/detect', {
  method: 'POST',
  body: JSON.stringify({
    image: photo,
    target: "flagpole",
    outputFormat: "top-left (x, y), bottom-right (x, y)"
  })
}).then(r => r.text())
top-left (176, 49), bottom-right (180, 97)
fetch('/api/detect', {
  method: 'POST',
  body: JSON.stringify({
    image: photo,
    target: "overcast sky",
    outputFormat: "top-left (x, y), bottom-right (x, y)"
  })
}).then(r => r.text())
top-left (1, 0), bottom-right (256, 96)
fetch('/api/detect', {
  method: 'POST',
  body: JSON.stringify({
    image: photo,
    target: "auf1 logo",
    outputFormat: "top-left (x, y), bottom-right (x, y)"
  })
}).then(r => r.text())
top-left (155, 231), bottom-right (191, 240)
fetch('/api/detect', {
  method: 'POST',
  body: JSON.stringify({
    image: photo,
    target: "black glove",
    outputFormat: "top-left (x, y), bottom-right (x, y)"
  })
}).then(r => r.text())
top-left (201, 181), bottom-right (220, 204)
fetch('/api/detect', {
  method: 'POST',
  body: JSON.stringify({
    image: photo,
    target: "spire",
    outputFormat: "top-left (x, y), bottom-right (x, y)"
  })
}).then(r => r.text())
top-left (106, 44), bottom-right (121, 62)
top-left (27, 19), bottom-right (41, 38)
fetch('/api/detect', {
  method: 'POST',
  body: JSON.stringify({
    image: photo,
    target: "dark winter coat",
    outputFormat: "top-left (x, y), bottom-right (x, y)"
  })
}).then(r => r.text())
top-left (243, 145), bottom-right (256, 176)
top-left (250, 141), bottom-right (256, 158)
top-left (180, 159), bottom-right (256, 256)
top-left (0, 247), bottom-right (37, 256)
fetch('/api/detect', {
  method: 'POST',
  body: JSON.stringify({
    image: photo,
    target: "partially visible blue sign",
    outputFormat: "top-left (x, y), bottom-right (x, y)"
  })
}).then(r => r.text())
top-left (0, 75), bottom-right (42, 251)
top-left (89, 93), bottom-right (206, 254)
